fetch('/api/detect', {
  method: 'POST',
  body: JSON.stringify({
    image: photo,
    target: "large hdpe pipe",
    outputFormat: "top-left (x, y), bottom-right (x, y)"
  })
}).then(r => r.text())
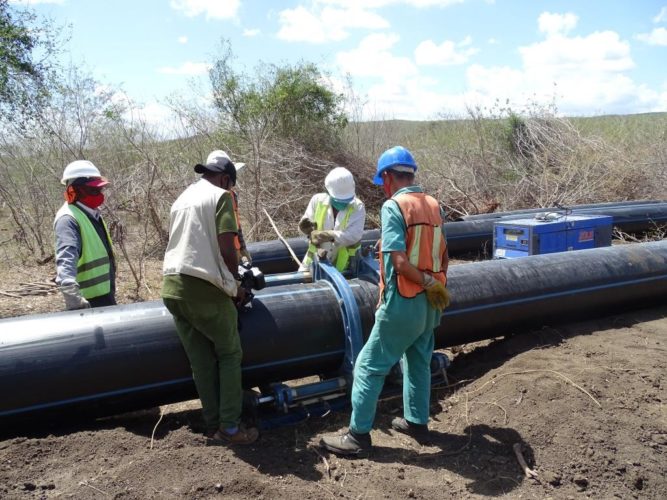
top-left (1, 241), bottom-right (666, 424)
top-left (251, 202), bottom-right (667, 272)
top-left (458, 199), bottom-right (664, 221)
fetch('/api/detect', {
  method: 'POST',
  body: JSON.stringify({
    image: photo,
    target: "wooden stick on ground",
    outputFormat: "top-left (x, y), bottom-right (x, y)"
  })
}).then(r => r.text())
top-left (262, 208), bottom-right (303, 267)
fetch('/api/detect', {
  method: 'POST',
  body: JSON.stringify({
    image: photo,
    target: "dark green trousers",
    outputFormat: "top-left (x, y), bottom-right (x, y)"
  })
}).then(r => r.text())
top-left (164, 297), bottom-right (242, 430)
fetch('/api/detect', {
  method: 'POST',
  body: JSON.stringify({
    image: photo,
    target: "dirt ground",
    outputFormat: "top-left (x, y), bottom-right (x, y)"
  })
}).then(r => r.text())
top-left (1, 258), bottom-right (666, 499)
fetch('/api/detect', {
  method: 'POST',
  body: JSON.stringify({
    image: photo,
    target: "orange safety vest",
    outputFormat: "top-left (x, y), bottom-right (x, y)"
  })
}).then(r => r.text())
top-left (231, 190), bottom-right (241, 251)
top-left (379, 191), bottom-right (447, 301)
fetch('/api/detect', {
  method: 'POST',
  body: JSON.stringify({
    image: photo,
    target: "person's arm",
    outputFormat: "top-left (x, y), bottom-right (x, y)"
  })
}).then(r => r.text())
top-left (390, 251), bottom-right (426, 285)
top-left (218, 233), bottom-right (239, 277)
top-left (332, 201), bottom-right (365, 247)
top-left (55, 215), bottom-right (90, 309)
top-left (215, 192), bottom-right (243, 299)
top-left (299, 195), bottom-right (318, 235)
top-left (54, 215), bottom-right (82, 287)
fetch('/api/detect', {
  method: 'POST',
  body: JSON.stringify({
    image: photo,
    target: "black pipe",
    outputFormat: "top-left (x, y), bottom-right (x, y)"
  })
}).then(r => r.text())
top-left (1, 241), bottom-right (666, 424)
top-left (251, 202), bottom-right (667, 272)
top-left (458, 200), bottom-right (664, 221)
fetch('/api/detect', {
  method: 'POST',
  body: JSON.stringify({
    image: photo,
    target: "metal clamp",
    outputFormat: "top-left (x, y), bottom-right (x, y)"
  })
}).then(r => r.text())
top-left (313, 258), bottom-right (363, 375)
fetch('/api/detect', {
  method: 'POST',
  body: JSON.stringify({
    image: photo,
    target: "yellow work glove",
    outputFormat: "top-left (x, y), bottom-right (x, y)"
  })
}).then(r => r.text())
top-left (299, 218), bottom-right (317, 236)
top-left (310, 230), bottom-right (336, 247)
top-left (422, 273), bottom-right (451, 310)
top-left (240, 247), bottom-right (252, 265)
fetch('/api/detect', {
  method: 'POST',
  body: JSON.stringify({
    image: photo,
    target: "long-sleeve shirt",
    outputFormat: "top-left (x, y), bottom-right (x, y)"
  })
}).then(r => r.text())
top-left (54, 202), bottom-right (116, 296)
top-left (300, 193), bottom-right (366, 248)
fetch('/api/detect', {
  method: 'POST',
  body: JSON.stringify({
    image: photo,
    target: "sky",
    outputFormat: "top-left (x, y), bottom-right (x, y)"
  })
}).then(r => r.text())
top-left (10, 0), bottom-right (667, 123)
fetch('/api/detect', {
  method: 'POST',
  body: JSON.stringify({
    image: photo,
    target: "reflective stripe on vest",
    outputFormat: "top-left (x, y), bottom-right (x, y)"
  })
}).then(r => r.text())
top-left (67, 204), bottom-right (113, 299)
top-left (302, 199), bottom-right (360, 272)
top-left (379, 192), bottom-right (447, 300)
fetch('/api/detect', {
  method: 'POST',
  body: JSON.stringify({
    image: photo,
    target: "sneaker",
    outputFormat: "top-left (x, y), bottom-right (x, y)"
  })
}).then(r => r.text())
top-left (391, 417), bottom-right (429, 438)
top-left (210, 423), bottom-right (259, 445)
top-left (320, 431), bottom-right (372, 457)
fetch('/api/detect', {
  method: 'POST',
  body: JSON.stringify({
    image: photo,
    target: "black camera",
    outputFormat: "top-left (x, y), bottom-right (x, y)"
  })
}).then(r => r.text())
top-left (237, 262), bottom-right (266, 309)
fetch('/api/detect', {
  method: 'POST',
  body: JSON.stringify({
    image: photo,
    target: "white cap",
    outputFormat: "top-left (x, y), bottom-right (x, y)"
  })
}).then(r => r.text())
top-left (325, 167), bottom-right (355, 200)
top-left (207, 150), bottom-right (245, 171)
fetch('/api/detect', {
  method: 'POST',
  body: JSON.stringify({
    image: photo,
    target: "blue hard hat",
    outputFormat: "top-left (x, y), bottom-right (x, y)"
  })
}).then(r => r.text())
top-left (373, 146), bottom-right (417, 185)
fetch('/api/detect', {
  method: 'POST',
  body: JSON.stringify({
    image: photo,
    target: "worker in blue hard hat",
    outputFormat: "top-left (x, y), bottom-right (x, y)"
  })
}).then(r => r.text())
top-left (298, 166), bottom-right (366, 272)
top-left (320, 145), bottom-right (450, 456)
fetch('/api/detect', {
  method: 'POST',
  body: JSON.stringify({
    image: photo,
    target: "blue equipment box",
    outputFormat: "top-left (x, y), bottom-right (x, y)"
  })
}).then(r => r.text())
top-left (493, 214), bottom-right (613, 259)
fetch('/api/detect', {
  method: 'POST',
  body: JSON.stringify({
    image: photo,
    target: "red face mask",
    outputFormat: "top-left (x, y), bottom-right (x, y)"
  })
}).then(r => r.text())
top-left (80, 193), bottom-right (105, 209)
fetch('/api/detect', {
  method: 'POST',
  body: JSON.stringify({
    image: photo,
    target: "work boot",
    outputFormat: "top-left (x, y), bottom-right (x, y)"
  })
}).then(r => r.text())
top-left (391, 417), bottom-right (430, 441)
top-left (209, 423), bottom-right (259, 445)
top-left (320, 430), bottom-right (372, 457)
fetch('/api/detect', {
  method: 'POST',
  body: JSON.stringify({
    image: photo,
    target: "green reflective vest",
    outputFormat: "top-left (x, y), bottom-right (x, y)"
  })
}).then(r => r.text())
top-left (66, 204), bottom-right (113, 299)
top-left (302, 199), bottom-right (360, 272)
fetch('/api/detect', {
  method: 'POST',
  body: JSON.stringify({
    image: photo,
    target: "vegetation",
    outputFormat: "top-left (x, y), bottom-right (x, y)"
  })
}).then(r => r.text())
top-left (0, 0), bottom-right (62, 127)
top-left (0, 9), bottom-right (665, 298)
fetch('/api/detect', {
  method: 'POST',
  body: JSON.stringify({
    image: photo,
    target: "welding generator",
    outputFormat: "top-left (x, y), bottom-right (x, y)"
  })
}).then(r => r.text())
top-left (493, 213), bottom-right (613, 259)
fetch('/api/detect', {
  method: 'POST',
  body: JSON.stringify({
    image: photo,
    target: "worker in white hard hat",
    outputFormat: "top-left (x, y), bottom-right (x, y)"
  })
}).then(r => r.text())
top-left (54, 160), bottom-right (116, 310)
top-left (298, 167), bottom-right (366, 272)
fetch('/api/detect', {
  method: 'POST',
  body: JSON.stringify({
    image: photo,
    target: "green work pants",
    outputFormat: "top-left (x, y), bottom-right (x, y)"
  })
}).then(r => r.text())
top-left (163, 296), bottom-right (242, 431)
top-left (349, 292), bottom-right (440, 434)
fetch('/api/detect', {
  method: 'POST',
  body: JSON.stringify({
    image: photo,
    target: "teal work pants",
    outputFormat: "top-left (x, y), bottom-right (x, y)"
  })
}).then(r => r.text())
top-left (349, 293), bottom-right (439, 434)
top-left (163, 297), bottom-right (242, 431)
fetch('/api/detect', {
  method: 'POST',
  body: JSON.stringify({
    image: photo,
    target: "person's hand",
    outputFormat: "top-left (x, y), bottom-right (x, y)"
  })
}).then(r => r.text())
top-left (310, 230), bottom-right (336, 246)
top-left (60, 283), bottom-right (91, 310)
top-left (422, 273), bottom-right (450, 310)
top-left (240, 248), bottom-right (252, 265)
top-left (299, 218), bottom-right (317, 236)
top-left (235, 285), bottom-right (247, 305)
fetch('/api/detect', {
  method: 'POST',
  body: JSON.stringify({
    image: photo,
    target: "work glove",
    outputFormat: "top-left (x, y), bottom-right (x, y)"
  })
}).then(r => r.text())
top-left (422, 273), bottom-right (451, 310)
top-left (240, 247), bottom-right (252, 266)
top-left (299, 218), bottom-right (317, 236)
top-left (310, 230), bottom-right (336, 247)
top-left (60, 283), bottom-right (91, 311)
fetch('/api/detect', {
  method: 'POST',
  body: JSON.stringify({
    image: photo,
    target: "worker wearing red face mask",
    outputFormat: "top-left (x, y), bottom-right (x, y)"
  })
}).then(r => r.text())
top-left (54, 160), bottom-right (116, 310)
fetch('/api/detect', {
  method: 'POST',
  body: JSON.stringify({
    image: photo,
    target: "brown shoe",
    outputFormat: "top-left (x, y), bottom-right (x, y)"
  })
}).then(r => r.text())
top-left (210, 424), bottom-right (259, 445)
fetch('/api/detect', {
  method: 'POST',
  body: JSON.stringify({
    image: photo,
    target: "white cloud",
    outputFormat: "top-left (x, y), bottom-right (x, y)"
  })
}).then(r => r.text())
top-left (653, 6), bottom-right (667, 23)
top-left (8, 0), bottom-right (64, 4)
top-left (347, 13), bottom-right (665, 120)
top-left (277, 0), bottom-right (470, 43)
top-left (336, 33), bottom-right (417, 78)
top-left (488, 37), bottom-right (499, 45)
top-left (158, 62), bottom-right (212, 76)
top-left (521, 31), bottom-right (633, 74)
top-left (415, 36), bottom-right (478, 66)
top-left (277, 5), bottom-right (389, 43)
top-left (538, 12), bottom-right (578, 37)
top-left (636, 27), bottom-right (667, 46)
top-left (464, 27), bottom-right (653, 115)
top-left (170, 0), bottom-right (240, 20)
top-left (177, 36), bottom-right (188, 44)
top-left (317, 0), bottom-right (464, 7)
top-left (243, 28), bottom-right (260, 37)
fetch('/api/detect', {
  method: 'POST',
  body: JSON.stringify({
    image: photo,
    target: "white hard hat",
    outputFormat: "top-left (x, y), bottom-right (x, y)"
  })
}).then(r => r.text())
top-left (61, 160), bottom-right (104, 185)
top-left (325, 167), bottom-right (355, 200)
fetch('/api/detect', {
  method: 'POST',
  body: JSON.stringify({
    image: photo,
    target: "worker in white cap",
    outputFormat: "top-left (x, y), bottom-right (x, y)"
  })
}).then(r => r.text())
top-left (54, 160), bottom-right (115, 310)
top-left (298, 167), bottom-right (366, 272)
top-left (162, 150), bottom-right (259, 445)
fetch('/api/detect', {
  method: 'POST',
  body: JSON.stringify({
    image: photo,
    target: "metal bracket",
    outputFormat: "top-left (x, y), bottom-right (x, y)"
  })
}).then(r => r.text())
top-left (312, 257), bottom-right (364, 375)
